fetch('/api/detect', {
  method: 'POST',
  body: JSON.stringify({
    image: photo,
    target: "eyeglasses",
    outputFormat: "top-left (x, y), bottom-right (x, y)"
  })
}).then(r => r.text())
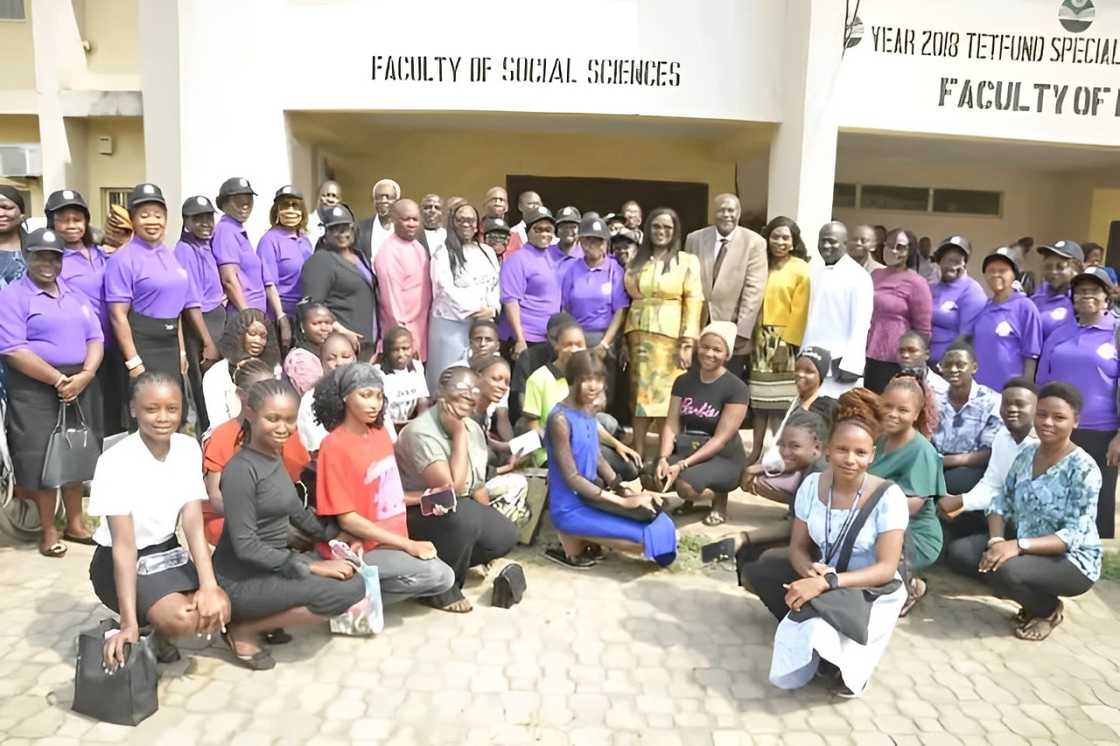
top-left (454, 216), bottom-right (478, 226)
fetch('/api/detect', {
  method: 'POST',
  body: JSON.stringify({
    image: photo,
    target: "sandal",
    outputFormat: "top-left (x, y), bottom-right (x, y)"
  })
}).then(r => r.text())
top-left (438, 597), bottom-right (474, 613)
top-left (38, 541), bottom-right (68, 558)
top-left (222, 631), bottom-right (276, 670)
top-left (702, 510), bottom-right (727, 527)
top-left (899, 577), bottom-right (927, 618)
top-left (583, 544), bottom-right (608, 562)
top-left (672, 502), bottom-right (705, 517)
top-left (262, 628), bottom-right (292, 645)
top-left (1010, 607), bottom-right (1033, 626)
top-left (63, 532), bottom-right (97, 546)
top-left (1014, 602), bottom-right (1064, 642)
top-left (544, 546), bottom-right (596, 570)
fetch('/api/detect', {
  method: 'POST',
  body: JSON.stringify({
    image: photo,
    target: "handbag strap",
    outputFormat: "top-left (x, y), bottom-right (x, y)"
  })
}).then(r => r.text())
top-left (834, 478), bottom-right (895, 573)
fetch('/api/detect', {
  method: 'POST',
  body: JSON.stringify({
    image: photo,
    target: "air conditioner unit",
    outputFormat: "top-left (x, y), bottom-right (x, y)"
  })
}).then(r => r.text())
top-left (0, 144), bottom-right (43, 177)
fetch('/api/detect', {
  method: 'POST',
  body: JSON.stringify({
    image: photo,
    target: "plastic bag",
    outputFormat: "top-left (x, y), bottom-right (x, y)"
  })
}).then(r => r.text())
top-left (327, 542), bottom-right (383, 636)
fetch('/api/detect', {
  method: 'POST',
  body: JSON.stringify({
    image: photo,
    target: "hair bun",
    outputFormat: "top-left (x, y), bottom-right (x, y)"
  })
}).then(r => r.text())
top-left (833, 387), bottom-right (883, 439)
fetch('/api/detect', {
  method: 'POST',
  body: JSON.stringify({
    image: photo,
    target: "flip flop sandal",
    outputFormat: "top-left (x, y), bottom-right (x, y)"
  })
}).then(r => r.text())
top-left (222, 631), bottom-right (276, 670)
top-left (899, 578), bottom-right (927, 618)
top-left (1010, 607), bottom-right (1033, 626)
top-left (1014, 603), bottom-right (1064, 642)
top-left (63, 532), bottom-right (97, 546)
top-left (439, 598), bottom-right (474, 614)
top-left (39, 542), bottom-right (68, 558)
top-left (702, 511), bottom-right (727, 527)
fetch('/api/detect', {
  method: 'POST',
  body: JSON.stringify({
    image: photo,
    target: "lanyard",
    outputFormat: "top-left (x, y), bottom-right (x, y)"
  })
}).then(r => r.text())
top-left (822, 476), bottom-right (866, 568)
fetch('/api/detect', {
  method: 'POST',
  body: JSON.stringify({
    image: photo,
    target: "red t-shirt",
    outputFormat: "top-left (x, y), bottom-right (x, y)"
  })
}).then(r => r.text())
top-left (201, 419), bottom-right (311, 545)
top-left (315, 425), bottom-right (408, 554)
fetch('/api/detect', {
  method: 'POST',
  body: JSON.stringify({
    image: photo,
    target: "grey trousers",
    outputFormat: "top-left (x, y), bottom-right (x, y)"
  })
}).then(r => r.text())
top-left (362, 547), bottom-right (456, 606)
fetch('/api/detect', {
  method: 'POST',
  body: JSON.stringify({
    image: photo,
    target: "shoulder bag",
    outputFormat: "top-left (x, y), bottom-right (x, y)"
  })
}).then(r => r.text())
top-left (72, 620), bottom-right (159, 725)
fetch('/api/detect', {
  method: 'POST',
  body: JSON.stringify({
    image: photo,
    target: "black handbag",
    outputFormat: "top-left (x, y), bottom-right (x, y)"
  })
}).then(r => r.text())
top-left (786, 479), bottom-right (902, 645)
top-left (41, 401), bottom-right (101, 488)
top-left (585, 491), bottom-right (663, 523)
top-left (491, 562), bottom-right (527, 609)
top-left (72, 621), bottom-right (159, 725)
top-left (674, 431), bottom-right (709, 456)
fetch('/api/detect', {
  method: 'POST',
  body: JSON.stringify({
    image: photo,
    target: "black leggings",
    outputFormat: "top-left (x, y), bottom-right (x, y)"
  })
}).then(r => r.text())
top-left (406, 499), bottom-right (517, 606)
top-left (863, 358), bottom-right (901, 395)
top-left (944, 465), bottom-right (985, 495)
top-left (945, 534), bottom-right (1095, 618)
top-left (1072, 428), bottom-right (1118, 539)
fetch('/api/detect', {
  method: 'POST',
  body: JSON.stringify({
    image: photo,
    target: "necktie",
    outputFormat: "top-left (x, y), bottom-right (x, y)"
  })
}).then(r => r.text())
top-left (713, 238), bottom-right (729, 283)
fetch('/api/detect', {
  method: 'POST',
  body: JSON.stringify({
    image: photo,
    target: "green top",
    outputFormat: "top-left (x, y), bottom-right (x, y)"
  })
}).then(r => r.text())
top-left (523, 363), bottom-right (571, 466)
top-left (394, 406), bottom-right (489, 497)
top-left (870, 433), bottom-right (946, 499)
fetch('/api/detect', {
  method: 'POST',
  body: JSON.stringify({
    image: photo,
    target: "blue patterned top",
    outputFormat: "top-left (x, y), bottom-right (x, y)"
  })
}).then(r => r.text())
top-left (931, 381), bottom-right (1002, 455)
top-left (990, 443), bottom-right (1102, 581)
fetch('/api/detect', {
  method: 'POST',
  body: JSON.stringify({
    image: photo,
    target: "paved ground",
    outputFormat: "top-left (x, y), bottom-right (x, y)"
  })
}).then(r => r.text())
top-left (2, 493), bottom-right (1120, 746)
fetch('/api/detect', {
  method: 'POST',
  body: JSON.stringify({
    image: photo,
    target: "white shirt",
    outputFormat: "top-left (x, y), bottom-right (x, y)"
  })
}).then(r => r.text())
top-left (202, 362), bottom-right (239, 433)
top-left (713, 229), bottom-right (733, 264)
top-left (368, 217), bottom-right (393, 262)
top-left (298, 388), bottom-right (395, 452)
top-left (961, 425), bottom-right (1039, 512)
top-left (374, 362), bottom-right (430, 425)
top-left (306, 210), bottom-right (325, 246)
top-left (511, 221), bottom-right (527, 243)
top-left (925, 368), bottom-right (949, 397)
top-left (89, 433), bottom-right (207, 549)
top-left (425, 227), bottom-right (447, 255)
top-left (430, 241), bottom-right (500, 321)
top-left (801, 254), bottom-right (874, 378)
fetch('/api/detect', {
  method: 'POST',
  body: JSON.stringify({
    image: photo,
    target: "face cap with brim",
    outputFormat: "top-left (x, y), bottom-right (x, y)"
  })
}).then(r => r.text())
top-left (24, 228), bottom-right (65, 254)
top-left (481, 216), bottom-right (511, 236)
top-left (320, 204), bottom-right (355, 229)
top-left (45, 189), bottom-right (89, 216)
top-left (1038, 239), bottom-right (1084, 263)
top-left (982, 247), bottom-right (1020, 274)
top-left (555, 206), bottom-right (581, 225)
top-left (578, 215), bottom-right (609, 240)
top-left (935, 235), bottom-right (971, 260)
top-left (127, 183), bottom-right (167, 211)
top-left (523, 206), bottom-right (555, 229)
top-left (274, 184), bottom-right (304, 201)
top-left (217, 177), bottom-right (258, 203)
top-left (1072, 266), bottom-right (1114, 293)
top-left (182, 195), bottom-right (216, 217)
top-left (610, 229), bottom-right (640, 246)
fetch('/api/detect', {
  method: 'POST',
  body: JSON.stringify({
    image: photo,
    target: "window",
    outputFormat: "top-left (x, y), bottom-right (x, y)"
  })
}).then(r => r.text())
top-left (833, 182), bottom-right (857, 209)
top-left (102, 187), bottom-right (129, 220)
top-left (932, 188), bottom-right (1002, 217)
top-left (860, 185), bottom-right (930, 212)
top-left (0, 0), bottom-right (25, 20)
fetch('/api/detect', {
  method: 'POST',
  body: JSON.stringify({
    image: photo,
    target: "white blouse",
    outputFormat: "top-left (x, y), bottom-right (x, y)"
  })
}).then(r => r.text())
top-left (89, 433), bottom-right (207, 549)
top-left (429, 241), bottom-right (500, 321)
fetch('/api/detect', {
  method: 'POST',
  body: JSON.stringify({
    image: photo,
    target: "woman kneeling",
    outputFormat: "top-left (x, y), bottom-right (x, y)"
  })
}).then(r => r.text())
top-left (212, 379), bottom-right (364, 669)
top-left (89, 372), bottom-right (230, 670)
top-left (545, 350), bottom-right (676, 569)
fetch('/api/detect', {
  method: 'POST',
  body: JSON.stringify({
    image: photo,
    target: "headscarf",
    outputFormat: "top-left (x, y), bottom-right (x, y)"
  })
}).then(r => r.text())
top-left (0, 185), bottom-right (26, 214)
top-left (338, 362), bottom-right (384, 399)
top-left (699, 321), bottom-right (737, 357)
top-left (797, 346), bottom-right (831, 382)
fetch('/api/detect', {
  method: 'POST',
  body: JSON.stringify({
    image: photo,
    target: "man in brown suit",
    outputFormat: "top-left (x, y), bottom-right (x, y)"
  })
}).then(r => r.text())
top-left (684, 193), bottom-right (768, 378)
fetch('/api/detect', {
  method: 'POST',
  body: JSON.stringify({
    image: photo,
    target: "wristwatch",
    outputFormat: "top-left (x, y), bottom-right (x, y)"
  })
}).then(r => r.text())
top-left (824, 572), bottom-right (839, 590)
top-left (1017, 537), bottom-right (1033, 553)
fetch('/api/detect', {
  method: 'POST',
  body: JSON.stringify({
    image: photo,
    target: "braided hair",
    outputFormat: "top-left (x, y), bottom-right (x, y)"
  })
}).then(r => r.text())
top-left (128, 369), bottom-right (183, 402)
top-left (831, 388), bottom-right (884, 442)
top-left (240, 378), bottom-right (299, 445)
top-left (785, 408), bottom-right (828, 445)
top-left (293, 299), bottom-right (333, 352)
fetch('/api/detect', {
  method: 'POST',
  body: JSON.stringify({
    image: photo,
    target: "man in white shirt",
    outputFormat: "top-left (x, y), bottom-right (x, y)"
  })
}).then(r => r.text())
top-left (357, 178), bottom-right (400, 261)
top-left (305, 180), bottom-right (340, 246)
top-left (937, 378), bottom-right (1038, 538)
top-left (897, 330), bottom-right (948, 396)
top-left (507, 190), bottom-right (541, 251)
top-left (800, 221), bottom-right (874, 398)
top-left (418, 193), bottom-right (446, 255)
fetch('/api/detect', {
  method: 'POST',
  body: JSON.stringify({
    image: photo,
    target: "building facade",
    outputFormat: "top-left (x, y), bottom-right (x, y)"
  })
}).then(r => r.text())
top-left (2, 0), bottom-right (1119, 272)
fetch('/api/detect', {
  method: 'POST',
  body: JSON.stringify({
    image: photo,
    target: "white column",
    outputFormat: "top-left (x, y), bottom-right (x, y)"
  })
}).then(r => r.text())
top-left (767, 0), bottom-right (846, 250)
top-left (137, 0), bottom-right (184, 231)
top-left (30, 0), bottom-right (88, 196)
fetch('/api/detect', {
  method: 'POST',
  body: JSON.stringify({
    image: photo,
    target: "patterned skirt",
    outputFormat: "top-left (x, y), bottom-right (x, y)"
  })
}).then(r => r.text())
top-left (626, 330), bottom-right (684, 419)
top-left (749, 325), bottom-right (798, 415)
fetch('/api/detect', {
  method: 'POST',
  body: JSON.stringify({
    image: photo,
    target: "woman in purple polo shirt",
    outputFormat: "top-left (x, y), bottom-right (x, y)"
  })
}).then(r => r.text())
top-left (1031, 240), bottom-right (1083, 344)
top-left (1037, 267), bottom-right (1119, 539)
top-left (104, 183), bottom-right (199, 383)
top-left (929, 236), bottom-right (986, 365)
top-left (966, 248), bottom-right (1043, 391)
top-left (0, 228), bottom-right (103, 557)
top-left (257, 185), bottom-right (313, 320)
top-left (174, 195), bottom-right (225, 434)
top-left (499, 207), bottom-right (562, 360)
top-left (212, 177), bottom-right (291, 348)
top-left (46, 188), bottom-right (125, 436)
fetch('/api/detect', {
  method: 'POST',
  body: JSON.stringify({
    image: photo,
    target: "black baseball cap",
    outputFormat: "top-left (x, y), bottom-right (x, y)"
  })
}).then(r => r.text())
top-left (24, 228), bottom-right (65, 253)
top-left (127, 183), bottom-right (167, 210)
top-left (1038, 240), bottom-right (1084, 262)
top-left (217, 177), bottom-right (257, 203)
top-left (935, 235), bottom-right (971, 260)
top-left (1072, 266), bottom-right (1114, 292)
top-left (182, 195), bottom-right (216, 217)
top-left (982, 247), bottom-right (1020, 274)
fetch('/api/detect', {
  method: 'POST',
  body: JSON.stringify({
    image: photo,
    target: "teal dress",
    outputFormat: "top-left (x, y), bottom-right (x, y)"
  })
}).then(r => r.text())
top-left (870, 433), bottom-right (946, 571)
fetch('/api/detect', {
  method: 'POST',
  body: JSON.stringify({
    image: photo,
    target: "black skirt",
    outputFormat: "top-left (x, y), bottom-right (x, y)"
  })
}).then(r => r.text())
top-left (128, 310), bottom-right (182, 381)
top-left (863, 358), bottom-right (901, 395)
top-left (6, 364), bottom-right (101, 490)
top-left (90, 536), bottom-right (199, 625)
top-left (185, 306), bottom-right (226, 433)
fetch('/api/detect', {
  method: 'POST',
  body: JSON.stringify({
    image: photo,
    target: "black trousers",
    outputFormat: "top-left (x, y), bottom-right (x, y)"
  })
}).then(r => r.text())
top-left (945, 534), bottom-right (1095, 618)
top-left (1072, 428), bottom-right (1117, 539)
top-left (863, 358), bottom-right (901, 395)
top-left (740, 547), bottom-right (801, 621)
top-left (406, 499), bottom-right (518, 606)
top-left (944, 465), bottom-right (985, 495)
top-left (185, 307), bottom-right (226, 436)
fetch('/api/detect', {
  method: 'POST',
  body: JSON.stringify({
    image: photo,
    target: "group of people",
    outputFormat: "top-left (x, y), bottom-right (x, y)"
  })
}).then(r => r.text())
top-left (0, 177), bottom-right (1112, 695)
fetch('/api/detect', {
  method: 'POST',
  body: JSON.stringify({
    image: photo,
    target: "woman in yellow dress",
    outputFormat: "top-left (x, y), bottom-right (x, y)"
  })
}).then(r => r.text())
top-left (747, 216), bottom-right (811, 465)
top-left (624, 207), bottom-right (704, 461)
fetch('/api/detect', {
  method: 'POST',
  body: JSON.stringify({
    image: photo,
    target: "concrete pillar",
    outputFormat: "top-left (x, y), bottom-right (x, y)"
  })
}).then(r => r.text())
top-left (30, 0), bottom-right (87, 197)
top-left (766, 0), bottom-right (847, 251)
top-left (137, 0), bottom-right (184, 233)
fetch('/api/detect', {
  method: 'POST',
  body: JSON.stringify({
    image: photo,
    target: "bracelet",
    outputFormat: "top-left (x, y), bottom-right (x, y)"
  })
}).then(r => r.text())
top-left (986, 537), bottom-right (1005, 547)
top-left (125, 355), bottom-right (143, 370)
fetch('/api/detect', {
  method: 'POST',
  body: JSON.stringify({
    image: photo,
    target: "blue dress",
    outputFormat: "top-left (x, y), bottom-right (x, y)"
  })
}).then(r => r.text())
top-left (546, 403), bottom-right (676, 566)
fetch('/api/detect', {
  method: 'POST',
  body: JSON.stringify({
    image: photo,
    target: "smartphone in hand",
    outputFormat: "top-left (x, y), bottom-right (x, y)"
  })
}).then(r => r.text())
top-left (420, 487), bottom-right (457, 516)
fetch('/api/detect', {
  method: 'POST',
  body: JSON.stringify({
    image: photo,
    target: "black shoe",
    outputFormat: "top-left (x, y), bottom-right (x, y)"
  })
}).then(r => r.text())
top-left (583, 544), bottom-right (608, 562)
top-left (544, 547), bottom-right (596, 569)
top-left (262, 628), bottom-right (293, 645)
top-left (154, 634), bottom-right (181, 663)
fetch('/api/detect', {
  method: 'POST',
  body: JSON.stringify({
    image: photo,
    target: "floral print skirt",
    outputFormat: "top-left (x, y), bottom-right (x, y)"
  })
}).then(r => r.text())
top-left (626, 330), bottom-right (685, 419)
